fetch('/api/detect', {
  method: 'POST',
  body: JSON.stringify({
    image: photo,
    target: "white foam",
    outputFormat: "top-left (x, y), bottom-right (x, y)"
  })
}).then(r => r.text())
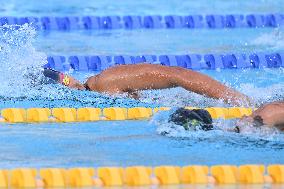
top-left (251, 28), bottom-right (284, 50)
top-left (152, 110), bottom-right (284, 142)
top-left (0, 24), bottom-right (47, 97)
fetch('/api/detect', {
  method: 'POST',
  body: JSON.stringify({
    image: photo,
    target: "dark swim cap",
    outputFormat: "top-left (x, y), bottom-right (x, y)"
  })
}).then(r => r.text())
top-left (43, 68), bottom-right (70, 86)
top-left (43, 68), bottom-right (61, 82)
top-left (168, 108), bottom-right (213, 131)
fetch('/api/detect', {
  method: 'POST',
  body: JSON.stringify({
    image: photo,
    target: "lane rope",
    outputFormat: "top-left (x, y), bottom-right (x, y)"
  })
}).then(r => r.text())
top-left (45, 52), bottom-right (284, 71)
top-left (0, 107), bottom-right (252, 123)
top-left (0, 165), bottom-right (283, 187)
top-left (1, 14), bottom-right (283, 30)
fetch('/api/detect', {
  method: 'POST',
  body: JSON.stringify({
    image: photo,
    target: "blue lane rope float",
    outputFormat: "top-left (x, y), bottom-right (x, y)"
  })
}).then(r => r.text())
top-left (0, 14), bottom-right (283, 30)
top-left (44, 52), bottom-right (284, 71)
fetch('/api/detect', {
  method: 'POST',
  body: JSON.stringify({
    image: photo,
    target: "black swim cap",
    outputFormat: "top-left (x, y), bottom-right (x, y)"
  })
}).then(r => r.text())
top-left (43, 68), bottom-right (60, 82)
top-left (168, 108), bottom-right (213, 131)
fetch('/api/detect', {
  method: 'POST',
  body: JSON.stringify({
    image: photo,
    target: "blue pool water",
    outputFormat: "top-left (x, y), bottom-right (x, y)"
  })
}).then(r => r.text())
top-left (0, 0), bottom-right (284, 168)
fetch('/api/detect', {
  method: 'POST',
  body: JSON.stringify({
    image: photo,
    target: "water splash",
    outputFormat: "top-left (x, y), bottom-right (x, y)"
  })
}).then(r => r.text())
top-left (251, 28), bottom-right (284, 50)
top-left (0, 24), bottom-right (47, 97)
top-left (151, 108), bottom-right (284, 146)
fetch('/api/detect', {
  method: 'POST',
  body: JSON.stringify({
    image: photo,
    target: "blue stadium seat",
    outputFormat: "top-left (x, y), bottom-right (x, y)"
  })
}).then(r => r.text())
top-left (47, 56), bottom-right (69, 71)
top-left (205, 15), bottom-right (225, 28)
top-left (204, 54), bottom-right (224, 69)
top-left (249, 53), bottom-right (268, 68)
top-left (89, 56), bottom-right (112, 71)
top-left (233, 54), bottom-right (252, 68)
top-left (41, 17), bottom-right (59, 30)
top-left (100, 16), bottom-right (122, 29)
top-left (113, 56), bottom-right (134, 64)
top-left (183, 15), bottom-right (203, 28)
top-left (165, 15), bottom-right (183, 28)
top-left (0, 17), bottom-right (17, 25)
top-left (134, 55), bottom-right (157, 63)
top-left (69, 56), bottom-right (89, 71)
top-left (82, 16), bottom-right (100, 29)
top-left (225, 15), bottom-right (246, 28)
top-left (266, 53), bottom-right (282, 67)
top-left (143, 16), bottom-right (163, 28)
top-left (265, 14), bottom-right (283, 27)
top-left (123, 16), bottom-right (142, 29)
top-left (246, 14), bottom-right (265, 27)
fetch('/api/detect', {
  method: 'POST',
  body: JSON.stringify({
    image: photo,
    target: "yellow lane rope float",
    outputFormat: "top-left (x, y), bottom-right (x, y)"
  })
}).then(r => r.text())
top-left (0, 164), bottom-right (283, 188)
top-left (0, 107), bottom-right (253, 123)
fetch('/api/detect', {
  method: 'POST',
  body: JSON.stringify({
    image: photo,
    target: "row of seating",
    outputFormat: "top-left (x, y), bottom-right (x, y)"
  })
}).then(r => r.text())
top-left (0, 107), bottom-right (252, 123)
top-left (1, 14), bottom-right (283, 30)
top-left (45, 52), bottom-right (284, 71)
top-left (0, 165), bottom-right (283, 188)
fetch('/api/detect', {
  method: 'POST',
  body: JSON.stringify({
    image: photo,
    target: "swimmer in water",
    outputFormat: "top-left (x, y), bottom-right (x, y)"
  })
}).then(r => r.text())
top-left (168, 103), bottom-right (284, 133)
top-left (43, 63), bottom-right (284, 132)
top-left (43, 63), bottom-right (250, 106)
top-left (234, 101), bottom-right (284, 132)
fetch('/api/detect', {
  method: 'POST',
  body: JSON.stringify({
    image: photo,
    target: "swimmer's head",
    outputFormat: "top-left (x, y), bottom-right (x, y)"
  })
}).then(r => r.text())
top-left (234, 115), bottom-right (264, 133)
top-left (168, 108), bottom-right (213, 131)
top-left (43, 68), bottom-right (86, 90)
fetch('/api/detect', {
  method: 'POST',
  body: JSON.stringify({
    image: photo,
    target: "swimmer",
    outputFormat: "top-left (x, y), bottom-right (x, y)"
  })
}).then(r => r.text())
top-left (235, 101), bottom-right (284, 132)
top-left (43, 64), bottom-right (284, 132)
top-left (168, 108), bottom-right (213, 131)
top-left (43, 63), bottom-right (250, 106)
top-left (168, 103), bottom-right (284, 133)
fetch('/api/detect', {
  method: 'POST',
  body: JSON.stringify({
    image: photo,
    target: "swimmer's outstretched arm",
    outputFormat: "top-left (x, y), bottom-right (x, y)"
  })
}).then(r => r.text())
top-left (168, 68), bottom-right (252, 106)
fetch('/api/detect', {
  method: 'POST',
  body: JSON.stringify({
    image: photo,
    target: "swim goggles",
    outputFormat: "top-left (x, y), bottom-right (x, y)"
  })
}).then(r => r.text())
top-left (59, 73), bottom-right (70, 86)
top-left (183, 119), bottom-right (202, 130)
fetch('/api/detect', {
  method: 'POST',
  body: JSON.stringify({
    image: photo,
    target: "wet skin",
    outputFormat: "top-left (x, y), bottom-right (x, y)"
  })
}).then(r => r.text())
top-left (237, 102), bottom-right (284, 131)
top-left (68, 63), bottom-right (250, 106)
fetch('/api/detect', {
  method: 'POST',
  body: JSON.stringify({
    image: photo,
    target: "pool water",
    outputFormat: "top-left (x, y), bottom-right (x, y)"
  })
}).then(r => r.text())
top-left (0, 0), bottom-right (284, 168)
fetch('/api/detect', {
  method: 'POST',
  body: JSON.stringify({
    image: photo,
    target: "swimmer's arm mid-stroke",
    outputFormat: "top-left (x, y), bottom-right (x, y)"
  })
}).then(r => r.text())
top-left (43, 64), bottom-right (251, 106)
